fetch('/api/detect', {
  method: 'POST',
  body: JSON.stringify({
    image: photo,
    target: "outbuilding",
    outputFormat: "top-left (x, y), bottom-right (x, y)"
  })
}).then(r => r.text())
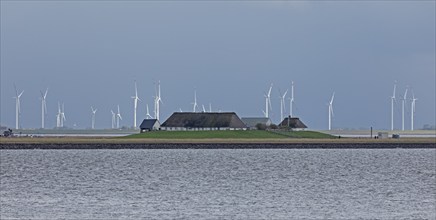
top-left (139, 119), bottom-right (160, 132)
top-left (161, 112), bottom-right (247, 131)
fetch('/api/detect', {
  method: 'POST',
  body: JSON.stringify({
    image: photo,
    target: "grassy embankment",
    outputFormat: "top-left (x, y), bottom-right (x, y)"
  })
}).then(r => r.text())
top-left (124, 130), bottom-right (335, 139)
top-left (1, 130), bottom-right (434, 144)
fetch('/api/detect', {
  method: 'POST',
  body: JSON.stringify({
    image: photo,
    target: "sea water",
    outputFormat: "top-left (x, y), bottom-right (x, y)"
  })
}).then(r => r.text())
top-left (1, 147), bottom-right (435, 219)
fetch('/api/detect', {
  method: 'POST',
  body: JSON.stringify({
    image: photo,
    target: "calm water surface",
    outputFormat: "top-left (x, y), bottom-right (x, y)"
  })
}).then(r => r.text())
top-left (1, 147), bottom-right (435, 219)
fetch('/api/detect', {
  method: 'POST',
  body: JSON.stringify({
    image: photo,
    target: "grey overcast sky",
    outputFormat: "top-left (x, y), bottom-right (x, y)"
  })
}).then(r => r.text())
top-left (1, 1), bottom-right (435, 130)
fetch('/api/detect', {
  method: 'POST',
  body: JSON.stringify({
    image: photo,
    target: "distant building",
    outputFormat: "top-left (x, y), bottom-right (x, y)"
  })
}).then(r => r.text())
top-left (161, 112), bottom-right (247, 131)
top-left (378, 132), bottom-right (389, 139)
top-left (139, 119), bottom-right (160, 132)
top-left (241, 117), bottom-right (272, 130)
top-left (278, 117), bottom-right (308, 130)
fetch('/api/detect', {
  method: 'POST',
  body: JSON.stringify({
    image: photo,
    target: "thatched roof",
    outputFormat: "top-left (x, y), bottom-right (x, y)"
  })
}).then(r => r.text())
top-left (279, 117), bottom-right (308, 129)
top-left (161, 112), bottom-right (247, 128)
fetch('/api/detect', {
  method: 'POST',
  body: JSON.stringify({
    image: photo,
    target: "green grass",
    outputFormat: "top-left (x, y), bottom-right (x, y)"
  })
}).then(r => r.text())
top-left (124, 130), bottom-right (335, 139)
top-left (270, 130), bottom-right (337, 139)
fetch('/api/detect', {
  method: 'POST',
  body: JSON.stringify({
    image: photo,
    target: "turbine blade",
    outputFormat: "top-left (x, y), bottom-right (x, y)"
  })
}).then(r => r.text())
top-left (44, 88), bottom-right (48, 98)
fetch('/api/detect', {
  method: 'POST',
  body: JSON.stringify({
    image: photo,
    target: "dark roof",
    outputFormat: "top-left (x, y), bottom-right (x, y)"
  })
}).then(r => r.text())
top-left (279, 117), bottom-right (308, 129)
top-left (161, 112), bottom-right (247, 128)
top-left (241, 117), bottom-right (272, 127)
top-left (140, 119), bottom-right (160, 129)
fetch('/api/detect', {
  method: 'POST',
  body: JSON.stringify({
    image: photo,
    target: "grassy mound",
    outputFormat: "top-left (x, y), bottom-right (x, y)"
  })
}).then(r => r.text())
top-left (124, 130), bottom-right (335, 139)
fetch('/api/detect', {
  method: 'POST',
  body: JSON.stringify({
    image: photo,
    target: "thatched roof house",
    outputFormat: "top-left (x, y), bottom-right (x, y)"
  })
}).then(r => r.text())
top-left (279, 117), bottom-right (308, 130)
top-left (161, 112), bottom-right (247, 131)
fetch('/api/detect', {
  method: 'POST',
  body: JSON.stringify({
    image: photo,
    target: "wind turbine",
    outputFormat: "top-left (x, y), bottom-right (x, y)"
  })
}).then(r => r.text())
top-left (116, 105), bottom-right (122, 129)
top-left (146, 104), bottom-right (153, 119)
top-left (131, 80), bottom-right (141, 129)
top-left (289, 81), bottom-right (295, 117)
top-left (60, 103), bottom-right (66, 127)
top-left (153, 81), bottom-right (163, 121)
top-left (328, 92), bottom-right (335, 131)
top-left (13, 84), bottom-right (24, 129)
top-left (264, 83), bottom-right (273, 118)
top-left (192, 90), bottom-right (198, 112)
top-left (410, 91), bottom-right (417, 131)
top-left (202, 104), bottom-right (206, 113)
top-left (279, 89), bottom-right (288, 121)
top-left (91, 106), bottom-right (97, 129)
top-left (390, 82), bottom-right (397, 131)
top-left (56, 102), bottom-right (61, 128)
top-left (401, 87), bottom-right (408, 131)
top-left (209, 103), bottom-right (212, 113)
top-left (111, 110), bottom-right (116, 129)
top-left (40, 88), bottom-right (48, 129)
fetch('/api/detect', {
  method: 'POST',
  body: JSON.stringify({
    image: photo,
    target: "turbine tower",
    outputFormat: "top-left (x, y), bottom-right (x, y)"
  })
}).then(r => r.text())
top-left (131, 80), bottom-right (141, 129)
top-left (401, 87), bottom-right (408, 131)
top-left (289, 81), bottom-right (295, 117)
top-left (40, 88), bottom-right (48, 129)
top-left (279, 89), bottom-right (288, 121)
top-left (328, 92), bottom-right (335, 131)
top-left (390, 82), bottom-right (397, 130)
top-left (13, 84), bottom-right (24, 129)
top-left (60, 103), bottom-right (66, 127)
top-left (192, 90), bottom-right (198, 112)
top-left (91, 106), bottom-right (97, 129)
top-left (56, 102), bottom-right (61, 128)
top-left (111, 110), bottom-right (116, 129)
top-left (264, 83), bottom-right (273, 118)
top-left (410, 91), bottom-right (417, 131)
top-left (116, 105), bottom-right (122, 129)
top-left (155, 81), bottom-right (162, 121)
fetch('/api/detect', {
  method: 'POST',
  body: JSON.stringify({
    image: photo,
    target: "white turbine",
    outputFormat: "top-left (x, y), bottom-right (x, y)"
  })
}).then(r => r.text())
top-left (289, 81), bottom-right (295, 117)
top-left (202, 104), bottom-right (206, 113)
top-left (279, 89), bottom-right (288, 121)
top-left (91, 106), bottom-right (97, 129)
top-left (328, 92), bottom-right (335, 131)
top-left (192, 90), bottom-right (198, 112)
top-left (13, 84), bottom-right (24, 129)
top-left (209, 103), bottom-right (212, 113)
top-left (116, 105), bottom-right (122, 129)
top-left (410, 91), bottom-right (417, 131)
top-left (60, 103), bottom-right (66, 127)
top-left (153, 81), bottom-right (163, 121)
top-left (40, 88), bottom-right (48, 129)
top-left (111, 110), bottom-right (116, 129)
top-left (56, 102), bottom-right (61, 128)
top-left (390, 82), bottom-right (397, 131)
top-left (146, 104), bottom-right (153, 119)
top-left (131, 80), bottom-right (141, 129)
top-left (264, 83), bottom-right (273, 118)
top-left (401, 87), bottom-right (408, 131)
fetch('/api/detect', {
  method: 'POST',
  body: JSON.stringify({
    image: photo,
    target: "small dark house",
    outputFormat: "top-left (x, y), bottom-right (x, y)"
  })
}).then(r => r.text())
top-left (139, 119), bottom-right (160, 132)
top-left (279, 117), bottom-right (308, 130)
top-left (161, 112), bottom-right (247, 131)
